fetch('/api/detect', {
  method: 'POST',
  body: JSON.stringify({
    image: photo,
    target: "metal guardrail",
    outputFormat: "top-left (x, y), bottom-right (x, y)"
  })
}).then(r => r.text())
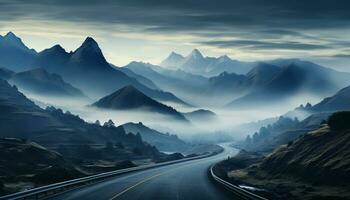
top-left (210, 165), bottom-right (269, 200)
top-left (1, 153), bottom-right (213, 200)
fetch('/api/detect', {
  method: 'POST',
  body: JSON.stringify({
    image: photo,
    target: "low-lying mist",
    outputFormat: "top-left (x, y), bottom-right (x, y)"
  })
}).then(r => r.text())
top-left (25, 90), bottom-right (322, 143)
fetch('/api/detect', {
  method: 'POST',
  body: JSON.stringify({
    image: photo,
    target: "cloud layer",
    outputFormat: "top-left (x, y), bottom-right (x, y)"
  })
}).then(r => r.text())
top-left (0, 0), bottom-right (350, 69)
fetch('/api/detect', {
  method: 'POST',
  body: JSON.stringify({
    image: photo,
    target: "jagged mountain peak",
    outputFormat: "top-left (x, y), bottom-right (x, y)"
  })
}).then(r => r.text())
top-left (160, 51), bottom-right (185, 67)
top-left (77, 37), bottom-right (101, 52)
top-left (188, 49), bottom-right (204, 59)
top-left (40, 44), bottom-right (67, 55)
top-left (4, 31), bottom-right (17, 38)
top-left (217, 55), bottom-right (232, 62)
top-left (169, 51), bottom-right (184, 59)
top-left (2, 31), bottom-right (31, 51)
top-left (70, 36), bottom-right (108, 67)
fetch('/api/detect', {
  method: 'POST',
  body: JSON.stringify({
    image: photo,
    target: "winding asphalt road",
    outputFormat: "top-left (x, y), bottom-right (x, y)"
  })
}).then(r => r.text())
top-left (46, 144), bottom-right (239, 200)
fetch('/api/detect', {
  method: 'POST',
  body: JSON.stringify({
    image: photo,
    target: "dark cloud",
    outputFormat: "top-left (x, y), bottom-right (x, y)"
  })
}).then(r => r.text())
top-left (0, 0), bottom-right (350, 53)
top-left (1, 0), bottom-right (350, 31)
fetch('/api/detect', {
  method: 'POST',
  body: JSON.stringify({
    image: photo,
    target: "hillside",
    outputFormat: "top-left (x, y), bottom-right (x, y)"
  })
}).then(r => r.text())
top-left (225, 112), bottom-right (350, 200)
top-left (260, 124), bottom-right (350, 185)
top-left (9, 68), bottom-right (85, 97)
top-left (92, 86), bottom-right (188, 121)
top-left (311, 85), bottom-right (350, 112)
top-left (0, 138), bottom-right (84, 195)
top-left (122, 122), bottom-right (190, 153)
top-left (0, 79), bottom-right (159, 152)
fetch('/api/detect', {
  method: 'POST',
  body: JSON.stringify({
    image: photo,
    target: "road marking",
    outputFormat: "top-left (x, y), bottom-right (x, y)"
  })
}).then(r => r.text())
top-left (109, 170), bottom-right (171, 200)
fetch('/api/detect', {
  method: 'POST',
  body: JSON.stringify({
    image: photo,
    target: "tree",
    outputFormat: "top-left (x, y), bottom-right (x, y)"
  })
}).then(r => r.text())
top-left (95, 120), bottom-right (101, 126)
top-left (259, 127), bottom-right (270, 138)
top-left (305, 103), bottom-right (312, 109)
top-left (245, 135), bottom-right (252, 145)
top-left (252, 132), bottom-right (259, 143)
top-left (104, 119), bottom-right (115, 127)
top-left (328, 111), bottom-right (350, 131)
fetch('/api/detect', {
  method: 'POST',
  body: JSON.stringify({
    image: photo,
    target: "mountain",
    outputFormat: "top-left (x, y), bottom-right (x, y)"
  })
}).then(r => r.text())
top-left (0, 67), bottom-right (14, 80)
top-left (0, 32), bottom-right (37, 72)
top-left (29, 37), bottom-right (187, 105)
top-left (311, 85), bottom-right (350, 112)
top-left (208, 72), bottom-right (247, 93)
top-left (244, 62), bottom-right (281, 88)
top-left (227, 62), bottom-right (350, 108)
top-left (31, 44), bottom-right (70, 72)
top-left (117, 66), bottom-right (159, 90)
top-left (183, 109), bottom-right (217, 122)
top-left (122, 122), bottom-right (190, 152)
top-left (9, 68), bottom-right (85, 97)
top-left (205, 55), bottom-right (254, 76)
top-left (179, 49), bottom-right (208, 74)
top-left (160, 51), bottom-right (185, 68)
top-left (124, 61), bottom-right (208, 106)
top-left (92, 86), bottom-right (188, 121)
top-left (159, 49), bottom-right (254, 76)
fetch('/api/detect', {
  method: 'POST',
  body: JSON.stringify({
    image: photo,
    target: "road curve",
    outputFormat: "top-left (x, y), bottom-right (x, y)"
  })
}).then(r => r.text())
top-left (46, 144), bottom-right (239, 200)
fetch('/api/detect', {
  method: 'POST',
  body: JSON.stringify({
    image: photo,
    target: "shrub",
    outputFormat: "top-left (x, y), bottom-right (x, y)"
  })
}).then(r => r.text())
top-left (328, 111), bottom-right (350, 131)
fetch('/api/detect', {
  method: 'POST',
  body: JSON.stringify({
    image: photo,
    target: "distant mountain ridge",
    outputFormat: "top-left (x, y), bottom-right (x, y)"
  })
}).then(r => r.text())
top-left (92, 85), bottom-right (188, 121)
top-left (126, 59), bottom-right (350, 108)
top-left (9, 68), bottom-right (85, 97)
top-left (160, 49), bottom-right (254, 76)
top-left (0, 32), bottom-right (187, 105)
top-left (226, 61), bottom-right (350, 108)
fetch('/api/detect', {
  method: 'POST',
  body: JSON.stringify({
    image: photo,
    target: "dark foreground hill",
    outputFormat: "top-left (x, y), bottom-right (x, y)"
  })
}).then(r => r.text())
top-left (92, 85), bottom-right (188, 122)
top-left (220, 112), bottom-right (350, 200)
top-left (259, 125), bottom-right (350, 185)
top-left (0, 138), bottom-right (84, 195)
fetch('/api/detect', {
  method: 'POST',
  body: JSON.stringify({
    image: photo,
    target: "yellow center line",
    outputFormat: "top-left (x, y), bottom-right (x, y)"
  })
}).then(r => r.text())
top-left (109, 170), bottom-right (172, 200)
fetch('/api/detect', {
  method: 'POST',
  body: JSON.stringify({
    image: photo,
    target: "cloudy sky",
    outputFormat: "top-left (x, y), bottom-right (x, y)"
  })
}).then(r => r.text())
top-left (1, 0), bottom-right (350, 71)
